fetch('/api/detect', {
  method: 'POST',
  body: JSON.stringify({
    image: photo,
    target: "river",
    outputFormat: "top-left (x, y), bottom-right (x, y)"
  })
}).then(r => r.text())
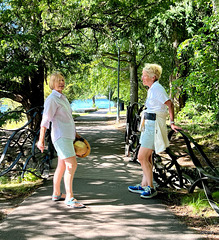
top-left (0, 98), bottom-right (115, 113)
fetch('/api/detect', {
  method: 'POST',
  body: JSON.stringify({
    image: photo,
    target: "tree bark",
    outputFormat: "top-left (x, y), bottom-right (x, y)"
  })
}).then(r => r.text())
top-left (129, 62), bottom-right (138, 105)
top-left (26, 62), bottom-right (45, 130)
top-left (170, 33), bottom-right (187, 112)
top-left (92, 96), bottom-right (95, 107)
top-left (129, 41), bottom-right (138, 105)
top-left (0, 61), bottom-right (45, 130)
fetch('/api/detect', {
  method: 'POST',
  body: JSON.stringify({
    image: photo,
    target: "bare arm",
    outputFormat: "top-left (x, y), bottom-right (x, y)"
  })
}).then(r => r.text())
top-left (164, 99), bottom-right (182, 132)
top-left (37, 126), bottom-right (47, 153)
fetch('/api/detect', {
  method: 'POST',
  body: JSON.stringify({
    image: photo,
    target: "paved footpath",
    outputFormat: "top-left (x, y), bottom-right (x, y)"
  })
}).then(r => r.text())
top-left (0, 110), bottom-right (205, 240)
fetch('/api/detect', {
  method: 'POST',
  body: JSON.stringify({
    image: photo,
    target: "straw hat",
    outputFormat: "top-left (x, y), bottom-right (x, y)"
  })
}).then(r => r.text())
top-left (74, 138), bottom-right (91, 158)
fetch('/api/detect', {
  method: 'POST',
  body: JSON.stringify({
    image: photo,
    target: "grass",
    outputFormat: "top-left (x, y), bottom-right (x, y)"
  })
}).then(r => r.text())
top-left (174, 104), bottom-right (219, 217)
top-left (176, 102), bottom-right (219, 147)
top-left (0, 172), bottom-right (43, 187)
top-left (0, 180), bottom-right (43, 194)
top-left (2, 115), bottom-right (27, 130)
top-left (178, 122), bottom-right (218, 147)
top-left (181, 190), bottom-right (219, 216)
top-left (107, 109), bottom-right (126, 115)
top-left (0, 171), bottom-right (43, 200)
top-left (0, 177), bottom-right (43, 201)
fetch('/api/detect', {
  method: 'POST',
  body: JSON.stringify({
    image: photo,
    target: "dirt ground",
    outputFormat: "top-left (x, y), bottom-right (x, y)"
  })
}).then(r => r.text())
top-left (160, 188), bottom-right (219, 240)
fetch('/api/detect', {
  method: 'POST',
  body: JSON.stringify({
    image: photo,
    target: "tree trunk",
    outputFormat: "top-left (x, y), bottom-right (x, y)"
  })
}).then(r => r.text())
top-left (129, 41), bottom-right (138, 105)
top-left (129, 62), bottom-right (138, 105)
top-left (21, 62), bottom-right (45, 130)
top-left (92, 96), bottom-right (95, 107)
top-left (169, 36), bottom-right (188, 113)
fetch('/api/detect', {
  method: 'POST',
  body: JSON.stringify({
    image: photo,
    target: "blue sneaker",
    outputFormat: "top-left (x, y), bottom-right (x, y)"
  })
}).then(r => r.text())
top-left (140, 186), bottom-right (157, 199)
top-left (128, 184), bottom-right (146, 194)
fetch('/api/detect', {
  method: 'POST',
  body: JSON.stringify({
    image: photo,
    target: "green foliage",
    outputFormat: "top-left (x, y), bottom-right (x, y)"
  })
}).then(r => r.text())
top-left (212, 191), bottom-right (219, 200)
top-left (64, 59), bottom-right (119, 102)
top-left (0, 99), bottom-right (24, 127)
top-left (181, 190), bottom-right (219, 214)
top-left (0, 109), bottom-right (24, 128)
top-left (0, 172), bottom-right (39, 185)
top-left (0, 0), bottom-right (101, 115)
top-left (44, 79), bottom-right (52, 100)
top-left (176, 13), bottom-right (219, 115)
top-left (146, 0), bottom-right (218, 120)
top-left (176, 101), bottom-right (219, 147)
top-left (0, 176), bottom-right (9, 184)
top-left (0, 179), bottom-right (43, 197)
top-left (0, 0), bottom-right (97, 78)
top-left (0, 0), bottom-right (218, 124)
top-left (177, 101), bottom-right (215, 123)
top-left (23, 170), bottom-right (39, 182)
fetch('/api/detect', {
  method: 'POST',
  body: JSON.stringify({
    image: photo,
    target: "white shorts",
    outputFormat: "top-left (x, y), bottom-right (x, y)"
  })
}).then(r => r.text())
top-left (140, 120), bottom-right (155, 150)
top-left (53, 138), bottom-right (76, 160)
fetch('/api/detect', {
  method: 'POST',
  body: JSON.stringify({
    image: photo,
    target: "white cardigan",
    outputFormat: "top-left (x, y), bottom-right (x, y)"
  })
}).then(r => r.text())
top-left (139, 110), bottom-right (169, 154)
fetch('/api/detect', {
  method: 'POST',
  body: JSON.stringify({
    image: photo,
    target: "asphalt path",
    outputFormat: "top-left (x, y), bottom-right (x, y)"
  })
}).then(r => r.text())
top-left (0, 110), bottom-right (205, 240)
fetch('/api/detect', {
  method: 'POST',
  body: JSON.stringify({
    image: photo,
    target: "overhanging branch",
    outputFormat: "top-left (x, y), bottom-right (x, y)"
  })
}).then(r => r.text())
top-left (101, 61), bottom-right (129, 71)
top-left (102, 51), bottom-right (131, 63)
top-left (137, 50), bottom-right (153, 68)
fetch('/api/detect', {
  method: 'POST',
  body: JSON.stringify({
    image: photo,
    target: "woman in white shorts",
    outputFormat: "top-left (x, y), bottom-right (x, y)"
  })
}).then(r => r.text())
top-left (128, 63), bottom-right (182, 199)
top-left (37, 72), bottom-right (85, 208)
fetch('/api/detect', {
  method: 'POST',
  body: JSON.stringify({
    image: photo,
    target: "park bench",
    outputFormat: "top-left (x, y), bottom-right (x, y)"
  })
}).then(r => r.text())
top-left (0, 107), bottom-right (54, 180)
top-left (125, 102), bottom-right (219, 215)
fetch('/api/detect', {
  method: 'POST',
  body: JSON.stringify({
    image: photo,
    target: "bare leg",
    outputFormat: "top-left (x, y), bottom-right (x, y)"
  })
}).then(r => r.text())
top-left (138, 147), bottom-right (154, 188)
top-left (53, 157), bottom-right (66, 197)
top-left (64, 156), bottom-right (77, 200)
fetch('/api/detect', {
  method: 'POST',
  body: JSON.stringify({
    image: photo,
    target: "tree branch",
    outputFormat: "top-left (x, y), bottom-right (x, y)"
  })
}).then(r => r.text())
top-left (101, 61), bottom-right (129, 71)
top-left (0, 80), bottom-right (24, 103)
top-left (137, 50), bottom-right (153, 68)
top-left (55, 29), bottom-right (72, 43)
top-left (102, 51), bottom-right (132, 63)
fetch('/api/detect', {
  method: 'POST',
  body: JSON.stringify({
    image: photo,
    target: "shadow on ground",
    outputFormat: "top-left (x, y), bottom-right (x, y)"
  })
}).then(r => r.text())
top-left (0, 112), bottom-right (205, 240)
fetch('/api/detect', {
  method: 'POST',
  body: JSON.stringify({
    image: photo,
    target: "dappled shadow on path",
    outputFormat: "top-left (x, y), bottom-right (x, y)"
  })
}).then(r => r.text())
top-left (0, 183), bottom-right (203, 240)
top-left (0, 113), bottom-right (204, 240)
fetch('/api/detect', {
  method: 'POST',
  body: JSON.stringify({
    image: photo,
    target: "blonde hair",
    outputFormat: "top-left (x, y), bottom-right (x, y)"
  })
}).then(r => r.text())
top-left (143, 63), bottom-right (162, 80)
top-left (49, 72), bottom-right (64, 90)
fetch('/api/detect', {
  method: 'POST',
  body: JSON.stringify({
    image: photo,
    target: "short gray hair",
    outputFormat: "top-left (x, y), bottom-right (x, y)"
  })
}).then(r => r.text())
top-left (143, 63), bottom-right (162, 80)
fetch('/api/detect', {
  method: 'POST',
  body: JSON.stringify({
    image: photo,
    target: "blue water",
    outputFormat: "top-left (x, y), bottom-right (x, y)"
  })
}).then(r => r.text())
top-left (0, 99), bottom-right (114, 112)
top-left (71, 98), bottom-right (114, 111)
top-left (0, 105), bottom-right (9, 113)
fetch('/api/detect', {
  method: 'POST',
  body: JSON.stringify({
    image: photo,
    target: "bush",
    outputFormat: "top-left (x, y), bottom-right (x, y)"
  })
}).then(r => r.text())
top-left (176, 101), bottom-right (219, 147)
top-left (0, 176), bottom-right (9, 184)
top-left (177, 102), bottom-right (215, 124)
